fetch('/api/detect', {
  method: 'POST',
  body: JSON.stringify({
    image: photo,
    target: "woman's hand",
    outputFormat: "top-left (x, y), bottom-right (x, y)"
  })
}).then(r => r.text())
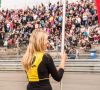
top-left (59, 52), bottom-right (67, 69)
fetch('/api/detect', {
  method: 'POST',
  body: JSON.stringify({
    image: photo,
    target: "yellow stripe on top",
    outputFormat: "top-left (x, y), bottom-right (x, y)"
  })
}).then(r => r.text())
top-left (27, 52), bottom-right (44, 82)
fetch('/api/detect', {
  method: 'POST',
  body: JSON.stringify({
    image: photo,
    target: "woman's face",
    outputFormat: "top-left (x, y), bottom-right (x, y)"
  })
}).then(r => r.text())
top-left (44, 35), bottom-right (50, 50)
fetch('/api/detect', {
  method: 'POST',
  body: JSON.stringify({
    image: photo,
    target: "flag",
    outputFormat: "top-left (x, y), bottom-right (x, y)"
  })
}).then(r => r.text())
top-left (95, 0), bottom-right (100, 26)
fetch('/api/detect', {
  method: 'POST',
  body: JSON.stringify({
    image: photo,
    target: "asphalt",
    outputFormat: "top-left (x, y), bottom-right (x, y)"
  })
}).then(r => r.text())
top-left (0, 71), bottom-right (100, 90)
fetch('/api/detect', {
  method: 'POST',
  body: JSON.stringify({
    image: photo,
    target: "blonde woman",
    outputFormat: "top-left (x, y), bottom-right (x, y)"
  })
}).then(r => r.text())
top-left (22, 30), bottom-right (66, 90)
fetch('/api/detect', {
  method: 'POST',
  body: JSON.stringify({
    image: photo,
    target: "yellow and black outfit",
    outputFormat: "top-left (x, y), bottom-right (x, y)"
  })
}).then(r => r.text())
top-left (26, 52), bottom-right (64, 90)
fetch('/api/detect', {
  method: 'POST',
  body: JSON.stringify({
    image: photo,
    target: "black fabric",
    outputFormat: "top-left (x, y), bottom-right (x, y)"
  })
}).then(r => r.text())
top-left (27, 53), bottom-right (64, 90)
top-left (43, 54), bottom-right (64, 82)
top-left (27, 80), bottom-right (52, 90)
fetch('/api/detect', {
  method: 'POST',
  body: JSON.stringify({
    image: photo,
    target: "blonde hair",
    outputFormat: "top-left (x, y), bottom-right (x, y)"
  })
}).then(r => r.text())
top-left (22, 29), bottom-right (48, 71)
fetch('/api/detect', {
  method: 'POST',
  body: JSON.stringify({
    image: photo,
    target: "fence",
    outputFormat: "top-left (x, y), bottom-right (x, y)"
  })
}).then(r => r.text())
top-left (0, 57), bottom-right (100, 72)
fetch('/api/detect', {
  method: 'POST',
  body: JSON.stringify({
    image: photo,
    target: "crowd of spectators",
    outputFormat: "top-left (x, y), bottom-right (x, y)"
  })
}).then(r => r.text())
top-left (0, 0), bottom-right (100, 58)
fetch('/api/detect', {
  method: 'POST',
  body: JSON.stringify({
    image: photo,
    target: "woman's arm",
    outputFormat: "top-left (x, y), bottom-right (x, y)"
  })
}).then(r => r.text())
top-left (44, 53), bottom-right (66, 82)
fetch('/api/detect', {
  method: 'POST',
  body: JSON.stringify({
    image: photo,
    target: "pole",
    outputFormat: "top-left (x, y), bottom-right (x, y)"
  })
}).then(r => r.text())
top-left (61, 0), bottom-right (66, 90)
top-left (61, 0), bottom-right (66, 53)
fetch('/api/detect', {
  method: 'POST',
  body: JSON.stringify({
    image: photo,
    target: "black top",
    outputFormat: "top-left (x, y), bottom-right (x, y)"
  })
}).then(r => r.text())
top-left (27, 53), bottom-right (64, 90)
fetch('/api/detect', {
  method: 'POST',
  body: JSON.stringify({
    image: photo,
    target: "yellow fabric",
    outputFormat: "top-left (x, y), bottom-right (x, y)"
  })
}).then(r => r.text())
top-left (27, 52), bottom-right (44, 82)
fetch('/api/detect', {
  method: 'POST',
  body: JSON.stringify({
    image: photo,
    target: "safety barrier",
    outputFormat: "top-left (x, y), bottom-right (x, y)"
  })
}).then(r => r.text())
top-left (0, 58), bottom-right (100, 72)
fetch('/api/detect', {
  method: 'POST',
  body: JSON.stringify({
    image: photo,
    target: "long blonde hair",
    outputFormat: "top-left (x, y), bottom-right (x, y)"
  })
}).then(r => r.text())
top-left (22, 30), bottom-right (48, 71)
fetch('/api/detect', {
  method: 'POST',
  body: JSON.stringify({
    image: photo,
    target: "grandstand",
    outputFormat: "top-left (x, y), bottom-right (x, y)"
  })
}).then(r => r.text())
top-left (0, 0), bottom-right (100, 72)
top-left (0, 1), bottom-right (100, 90)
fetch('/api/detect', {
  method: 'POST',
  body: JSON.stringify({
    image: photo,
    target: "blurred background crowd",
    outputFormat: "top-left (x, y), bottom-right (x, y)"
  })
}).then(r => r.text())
top-left (0, 0), bottom-right (99, 58)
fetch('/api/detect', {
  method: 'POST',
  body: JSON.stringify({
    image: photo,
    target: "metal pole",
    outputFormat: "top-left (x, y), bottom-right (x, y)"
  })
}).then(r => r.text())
top-left (61, 0), bottom-right (66, 90)
top-left (61, 0), bottom-right (66, 53)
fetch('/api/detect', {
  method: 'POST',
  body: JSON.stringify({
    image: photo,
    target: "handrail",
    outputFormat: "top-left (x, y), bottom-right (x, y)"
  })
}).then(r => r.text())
top-left (0, 59), bottom-right (100, 72)
top-left (0, 58), bottom-right (100, 61)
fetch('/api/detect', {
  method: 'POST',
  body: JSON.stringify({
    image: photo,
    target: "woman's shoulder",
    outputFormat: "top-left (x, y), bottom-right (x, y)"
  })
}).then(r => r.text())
top-left (42, 53), bottom-right (53, 62)
top-left (43, 53), bottom-right (54, 65)
top-left (43, 53), bottom-right (52, 59)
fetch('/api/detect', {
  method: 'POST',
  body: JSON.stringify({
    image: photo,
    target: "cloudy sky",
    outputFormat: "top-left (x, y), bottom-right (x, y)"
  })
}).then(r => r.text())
top-left (1, 0), bottom-right (79, 9)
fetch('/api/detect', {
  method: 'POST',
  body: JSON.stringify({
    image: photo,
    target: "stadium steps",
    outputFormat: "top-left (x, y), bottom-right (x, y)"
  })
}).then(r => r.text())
top-left (1, 58), bottom-right (100, 72)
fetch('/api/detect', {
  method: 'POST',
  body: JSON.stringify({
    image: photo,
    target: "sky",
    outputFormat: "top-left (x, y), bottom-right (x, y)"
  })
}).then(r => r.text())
top-left (1, 0), bottom-right (80, 9)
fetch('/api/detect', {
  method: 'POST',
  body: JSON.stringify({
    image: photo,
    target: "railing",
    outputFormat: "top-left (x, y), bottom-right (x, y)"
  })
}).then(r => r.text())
top-left (0, 58), bottom-right (100, 72)
top-left (0, 53), bottom-right (100, 59)
top-left (0, 48), bottom-right (100, 72)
